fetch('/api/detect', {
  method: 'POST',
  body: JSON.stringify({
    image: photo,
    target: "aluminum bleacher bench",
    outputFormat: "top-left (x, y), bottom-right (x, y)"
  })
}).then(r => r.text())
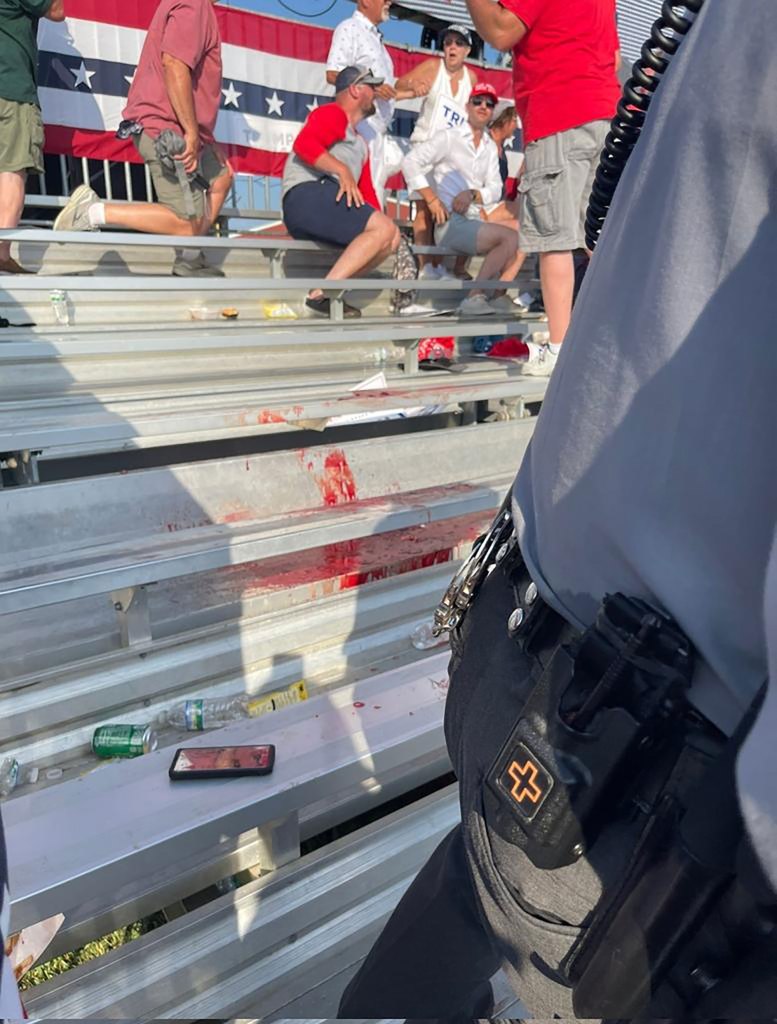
top-left (8, 656), bottom-right (453, 1007)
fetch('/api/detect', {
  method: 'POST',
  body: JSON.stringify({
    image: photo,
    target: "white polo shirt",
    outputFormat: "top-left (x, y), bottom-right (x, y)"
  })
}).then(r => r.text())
top-left (402, 122), bottom-right (502, 217)
top-left (326, 11), bottom-right (396, 133)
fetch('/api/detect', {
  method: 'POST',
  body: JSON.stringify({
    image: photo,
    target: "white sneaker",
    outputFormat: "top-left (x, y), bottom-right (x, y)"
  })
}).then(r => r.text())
top-left (53, 184), bottom-right (100, 231)
top-left (488, 294), bottom-right (519, 316)
top-left (419, 264), bottom-right (441, 281)
top-left (522, 342), bottom-right (559, 376)
top-left (397, 302), bottom-right (438, 317)
top-left (458, 294), bottom-right (495, 317)
top-left (435, 265), bottom-right (458, 281)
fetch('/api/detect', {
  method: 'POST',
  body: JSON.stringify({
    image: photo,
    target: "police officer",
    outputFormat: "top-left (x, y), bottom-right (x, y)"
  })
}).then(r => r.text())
top-left (338, 0), bottom-right (777, 1016)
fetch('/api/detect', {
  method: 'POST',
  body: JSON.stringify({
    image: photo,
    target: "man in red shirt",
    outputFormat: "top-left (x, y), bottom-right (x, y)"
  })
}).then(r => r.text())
top-left (52, 0), bottom-right (233, 276)
top-left (466, 0), bottom-right (620, 372)
top-left (282, 65), bottom-right (399, 319)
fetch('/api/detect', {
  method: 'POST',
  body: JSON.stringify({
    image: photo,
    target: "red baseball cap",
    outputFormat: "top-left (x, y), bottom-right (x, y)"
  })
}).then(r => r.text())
top-left (470, 82), bottom-right (498, 103)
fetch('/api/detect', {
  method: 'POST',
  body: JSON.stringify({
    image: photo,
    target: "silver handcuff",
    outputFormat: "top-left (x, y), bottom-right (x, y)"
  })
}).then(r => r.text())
top-left (432, 496), bottom-right (516, 636)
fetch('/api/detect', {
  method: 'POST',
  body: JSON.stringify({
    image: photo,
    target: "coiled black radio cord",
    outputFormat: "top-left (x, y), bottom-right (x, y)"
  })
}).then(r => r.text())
top-left (584, 0), bottom-right (705, 252)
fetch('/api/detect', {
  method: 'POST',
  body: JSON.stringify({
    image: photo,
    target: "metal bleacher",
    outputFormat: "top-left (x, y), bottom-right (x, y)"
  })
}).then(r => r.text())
top-left (0, 216), bottom-right (539, 1016)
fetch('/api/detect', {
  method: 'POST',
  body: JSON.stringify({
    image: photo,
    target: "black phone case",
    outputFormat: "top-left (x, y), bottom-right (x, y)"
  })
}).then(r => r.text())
top-left (168, 744), bottom-right (276, 780)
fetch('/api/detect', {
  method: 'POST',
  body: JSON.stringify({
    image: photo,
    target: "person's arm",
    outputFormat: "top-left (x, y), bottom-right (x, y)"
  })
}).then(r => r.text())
top-left (402, 132), bottom-right (449, 223)
top-left (466, 0), bottom-right (528, 52)
top-left (161, 53), bottom-right (199, 173)
top-left (44, 0), bottom-right (66, 21)
top-left (478, 142), bottom-right (504, 207)
top-left (158, 0), bottom-right (209, 172)
top-left (394, 57), bottom-right (436, 101)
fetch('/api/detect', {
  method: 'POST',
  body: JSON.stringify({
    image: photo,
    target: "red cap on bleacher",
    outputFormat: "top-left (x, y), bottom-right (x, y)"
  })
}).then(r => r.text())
top-left (470, 82), bottom-right (498, 103)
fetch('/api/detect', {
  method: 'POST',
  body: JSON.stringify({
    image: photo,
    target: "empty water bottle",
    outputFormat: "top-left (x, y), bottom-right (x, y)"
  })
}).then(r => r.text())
top-left (50, 289), bottom-right (70, 326)
top-left (410, 622), bottom-right (448, 651)
top-left (163, 697), bottom-right (248, 731)
top-left (0, 757), bottom-right (20, 798)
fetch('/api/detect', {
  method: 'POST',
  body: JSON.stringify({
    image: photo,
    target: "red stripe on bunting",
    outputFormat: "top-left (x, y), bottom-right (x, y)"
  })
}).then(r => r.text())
top-left (44, 125), bottom-right (289, 176)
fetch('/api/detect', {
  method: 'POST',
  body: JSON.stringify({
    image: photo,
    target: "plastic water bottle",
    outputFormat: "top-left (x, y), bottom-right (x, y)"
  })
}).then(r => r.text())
top-left (50, 289), bottom-right (70, 326)
top-left (0, 757), bottom-right (20, 798)
top-left (163, 697), bottom-right (248, 731)
top-left (410, 622), bottom-right (448, 651)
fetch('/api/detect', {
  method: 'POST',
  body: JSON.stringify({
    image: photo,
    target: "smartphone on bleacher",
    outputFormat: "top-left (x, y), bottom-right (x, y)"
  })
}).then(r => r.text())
top-left (168, 743), bottom-right (275, 780)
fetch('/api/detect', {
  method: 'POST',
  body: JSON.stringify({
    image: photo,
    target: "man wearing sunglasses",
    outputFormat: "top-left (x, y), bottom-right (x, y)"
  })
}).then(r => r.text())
top-left (401, 82), bottom-right (519, 318)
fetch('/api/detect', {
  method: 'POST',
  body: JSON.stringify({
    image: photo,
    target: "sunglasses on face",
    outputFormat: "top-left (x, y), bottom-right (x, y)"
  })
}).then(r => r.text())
top-left (471, 97), bottom-right (496, 108)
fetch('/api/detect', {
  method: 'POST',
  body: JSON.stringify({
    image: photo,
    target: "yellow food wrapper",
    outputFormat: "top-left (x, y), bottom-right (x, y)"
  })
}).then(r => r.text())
top-left (246, 679), bottom-right (308, 717)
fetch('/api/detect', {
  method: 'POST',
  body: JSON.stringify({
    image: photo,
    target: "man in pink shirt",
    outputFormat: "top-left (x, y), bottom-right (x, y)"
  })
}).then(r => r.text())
top-left (53, 0), bottom-right (233, 276)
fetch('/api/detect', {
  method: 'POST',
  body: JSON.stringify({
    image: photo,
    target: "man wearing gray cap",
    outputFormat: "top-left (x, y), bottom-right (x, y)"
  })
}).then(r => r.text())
top-left (282, 65), bottom-right (400, 319)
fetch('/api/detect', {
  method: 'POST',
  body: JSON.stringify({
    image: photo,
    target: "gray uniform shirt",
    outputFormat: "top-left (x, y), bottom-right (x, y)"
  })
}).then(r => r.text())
top-left (513, 0), bottom-right (777, 736)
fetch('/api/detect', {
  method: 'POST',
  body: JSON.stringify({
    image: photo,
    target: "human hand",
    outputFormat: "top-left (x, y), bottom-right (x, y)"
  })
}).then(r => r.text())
top-left (335, 166), bottom-right (364, 207)
top-left (452, 190), bottom-right (473, 215)
top-left (413, 78), bottom-right (431, 97)
top-left (375, 83), bottom-right (397, 101)
top-left (428, 196), bottom-right (448, 225)
top-left (175, 131), bottom-right (200, 175)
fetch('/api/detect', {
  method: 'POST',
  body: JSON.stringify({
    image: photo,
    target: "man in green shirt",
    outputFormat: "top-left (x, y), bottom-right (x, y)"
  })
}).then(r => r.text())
top-left (0, 0), bottom-right (65, 274)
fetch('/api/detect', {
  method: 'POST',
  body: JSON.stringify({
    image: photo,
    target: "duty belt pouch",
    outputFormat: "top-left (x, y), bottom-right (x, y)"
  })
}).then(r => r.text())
top-left (484, 592), bottom-right (695, 870)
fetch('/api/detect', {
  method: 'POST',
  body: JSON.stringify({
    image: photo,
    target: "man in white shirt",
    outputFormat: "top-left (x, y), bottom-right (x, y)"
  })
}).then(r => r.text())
top-left (402, 82), bottom-right (519, 317)
top-left (326, 0), bottom-right (421, 206)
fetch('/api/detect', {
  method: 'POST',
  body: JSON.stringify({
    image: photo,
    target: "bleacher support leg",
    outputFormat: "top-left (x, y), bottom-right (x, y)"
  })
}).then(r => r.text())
top-left (403, 342), bottom-right (419, 375)
top-left (241, 812), bottom-right (300, 881)
top-left (111, 585), bottom-right (151, 647)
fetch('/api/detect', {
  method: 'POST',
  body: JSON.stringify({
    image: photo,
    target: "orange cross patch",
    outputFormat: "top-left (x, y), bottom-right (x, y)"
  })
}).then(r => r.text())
top-left (507, 758), bottom-right (543, 805)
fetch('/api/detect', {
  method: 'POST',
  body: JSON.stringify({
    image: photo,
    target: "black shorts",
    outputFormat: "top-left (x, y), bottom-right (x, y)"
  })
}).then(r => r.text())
top-left (282, 178), bottom-right (375, 247)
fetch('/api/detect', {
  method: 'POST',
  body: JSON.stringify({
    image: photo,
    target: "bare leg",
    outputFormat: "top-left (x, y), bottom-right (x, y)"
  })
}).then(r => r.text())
top-left (204, 168), bottom-right (233, 230)
top-left (539, 250), bottom-right (574, 346)
top-left (413, 201), bottom-right (435, 268)
top-left (470, 222), bottom-right (519, 297)
top-left (102, 201), bottom-right (204, 236)
top-left (309, 211), bottom-right (399, 299)
top-left (0, 171), bottom-right (26, 263)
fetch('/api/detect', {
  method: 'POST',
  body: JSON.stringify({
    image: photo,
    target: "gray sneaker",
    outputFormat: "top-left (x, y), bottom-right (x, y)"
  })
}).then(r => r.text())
top-left (53, 184), bottom-right (100, 232)
top-left (172, 251), bottom-right (225, 277)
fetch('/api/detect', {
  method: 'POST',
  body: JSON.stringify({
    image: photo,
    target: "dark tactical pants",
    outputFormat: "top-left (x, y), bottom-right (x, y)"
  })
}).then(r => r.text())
top-left (338, 552), bottom-right (777, 1019)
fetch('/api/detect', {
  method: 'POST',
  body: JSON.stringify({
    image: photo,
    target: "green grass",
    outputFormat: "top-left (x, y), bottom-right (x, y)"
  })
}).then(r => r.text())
top-left (19, 911), bottom-right (166, 990)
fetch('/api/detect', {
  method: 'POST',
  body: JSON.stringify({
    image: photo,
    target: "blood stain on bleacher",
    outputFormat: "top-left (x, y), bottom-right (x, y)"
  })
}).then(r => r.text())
top-left (299, 448), bottom-right (358, 506)
top-left (257, 410), bottom-right (287, 424)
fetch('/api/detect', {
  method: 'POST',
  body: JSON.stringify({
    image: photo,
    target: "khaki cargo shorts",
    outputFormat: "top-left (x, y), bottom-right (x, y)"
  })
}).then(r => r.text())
top-left (0, 98), bottom-right (44, 175)
top-left (518, 119), bottom-right (609, 253)
top-left (134, 132), bottom-right (228, 221)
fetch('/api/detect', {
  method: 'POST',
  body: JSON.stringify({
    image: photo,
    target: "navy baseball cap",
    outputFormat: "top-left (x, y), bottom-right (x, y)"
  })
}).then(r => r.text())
top-left (335, 65), bottom-right (384, 92)
top-left (444, 24), bottom-right (472, 45)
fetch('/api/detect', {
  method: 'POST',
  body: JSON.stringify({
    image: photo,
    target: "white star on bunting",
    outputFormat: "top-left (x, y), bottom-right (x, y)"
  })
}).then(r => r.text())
top-left (124, 72), bottom-right (136, 88)
top-left (265, 90), bottom-right (284, 116)
top-left (306, 97), bottom-right (320, 112)
top-left (222, 81), bottom-right (242, 108)
top-left (71, 61), bottom-right (96, 90)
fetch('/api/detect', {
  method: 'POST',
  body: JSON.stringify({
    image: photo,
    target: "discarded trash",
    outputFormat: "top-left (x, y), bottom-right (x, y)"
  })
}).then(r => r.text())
top-left (246, 679), bottom-right (308, 717)
top-left (262, 300), bottom-right (298, 319)
top-left (50, 289), bottom-right (70, 326)
top-left (0, 757), bottom-right (19, 797)
top-left (45, 767), bottom-right (63, 780)
top-left (5, 913), bottom-right (65, 982)
top-left (27, 766), bottom-right (39, 785)
top-left (221, 307), bottom-right (239, 319)
top-left (188, 306), bottom-right (221, 321)
top-left (410, 622), bottom-right (449, 650)
top-left (417, 336), bottom-right (455, 361)
top-left (164, 680), bottom-right (308, 730)
top-left (92, 724), bottom-right (158, 758)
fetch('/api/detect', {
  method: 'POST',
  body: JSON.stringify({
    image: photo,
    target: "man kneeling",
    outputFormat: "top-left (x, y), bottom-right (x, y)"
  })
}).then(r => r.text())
top-left (402, 82), bottom-right (519, 316)
top-left (282, 65), bottom-right (400, 319)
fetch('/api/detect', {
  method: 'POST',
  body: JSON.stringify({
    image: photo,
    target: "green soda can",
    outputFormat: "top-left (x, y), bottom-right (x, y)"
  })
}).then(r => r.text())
top-left (92, 724), bottom-right (157, 758)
